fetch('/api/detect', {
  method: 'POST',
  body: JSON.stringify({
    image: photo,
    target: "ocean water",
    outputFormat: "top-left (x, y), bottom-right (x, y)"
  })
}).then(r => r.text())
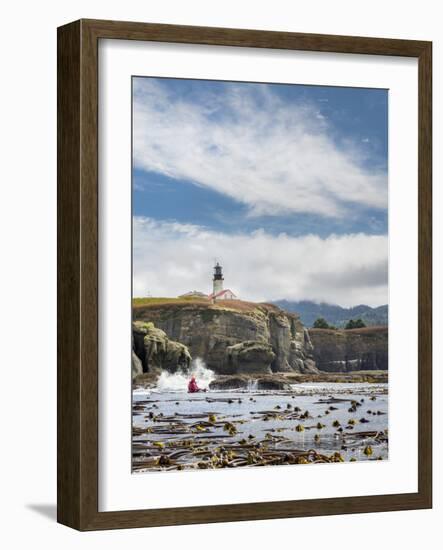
top-left (132, 381), bottom-right (388, 471)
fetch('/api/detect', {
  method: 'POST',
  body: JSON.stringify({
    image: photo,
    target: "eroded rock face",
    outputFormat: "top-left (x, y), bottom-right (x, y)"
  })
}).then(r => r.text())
top-left (287, 329), bottom-right (318, 374)
top-left (132, 301), bottom-right (317, 374)
top-left (308, 327), bottom-right (388, 372)
top-left (132, 321), bottom-right (191, 373)
top-left (132, 350), bottom-right (143, 378)
top-left (224, 341), bottom-right (275, 374)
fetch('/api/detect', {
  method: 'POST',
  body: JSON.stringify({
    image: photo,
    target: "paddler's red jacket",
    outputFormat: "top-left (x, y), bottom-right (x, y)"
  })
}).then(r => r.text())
top-left (187, 378), bottom-right (200, 393)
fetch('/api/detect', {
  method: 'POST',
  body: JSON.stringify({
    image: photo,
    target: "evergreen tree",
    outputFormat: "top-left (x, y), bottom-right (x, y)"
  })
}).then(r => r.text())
top-left (313, 317), bottom-right (331, 329)
top-left (345, 318), bottom-right (366, 329)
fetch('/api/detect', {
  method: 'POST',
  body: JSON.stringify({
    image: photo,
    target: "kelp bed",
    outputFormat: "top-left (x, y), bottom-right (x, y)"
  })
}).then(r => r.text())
top-left (132, 390), bottom-right (388, 472)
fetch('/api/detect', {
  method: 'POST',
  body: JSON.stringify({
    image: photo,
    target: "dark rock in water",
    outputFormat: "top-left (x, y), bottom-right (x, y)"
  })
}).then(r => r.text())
top-left (209, 374), bottom-right (290, 391)
top-left (209, 376), bottom-right (249, 390)
top-left (308, 327), bottom-right (388, 372)
top-left (256, 377), bottom-right (290, 391)
top-left (132, 301), bottom-right (317, 375)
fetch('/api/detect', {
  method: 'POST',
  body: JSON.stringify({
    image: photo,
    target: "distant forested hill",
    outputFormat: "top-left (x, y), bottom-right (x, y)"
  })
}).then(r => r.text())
top-left (272, 300), bottom-right (388, 328)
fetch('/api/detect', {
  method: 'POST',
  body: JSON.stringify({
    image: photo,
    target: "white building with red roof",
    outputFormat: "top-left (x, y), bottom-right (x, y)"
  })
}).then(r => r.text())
top-left (208, 262), bottom-right (237, 302)
top-left (179, 263), bottom-right (238, 302)
top-left (208, 288), bottom-right (237, 301)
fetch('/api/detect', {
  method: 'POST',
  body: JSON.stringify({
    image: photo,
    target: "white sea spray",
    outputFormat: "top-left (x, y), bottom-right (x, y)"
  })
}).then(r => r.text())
top-left (154, 357), bottom-right (215, 392)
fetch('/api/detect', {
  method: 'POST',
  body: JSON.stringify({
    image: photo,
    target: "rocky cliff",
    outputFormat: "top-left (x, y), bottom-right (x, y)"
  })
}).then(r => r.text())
top-left (308, 326), bottom-right (388, 372)
top-left (133, 321), bottom-right (192, 374)
top-left (132, 299), bottom-right (317, 376)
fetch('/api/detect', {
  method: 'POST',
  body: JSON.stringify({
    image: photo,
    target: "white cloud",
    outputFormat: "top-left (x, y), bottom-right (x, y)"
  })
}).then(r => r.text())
top-left (133, 217), bottom-right (388, 307)
top-left (133, 79), bottom-right (387, 218)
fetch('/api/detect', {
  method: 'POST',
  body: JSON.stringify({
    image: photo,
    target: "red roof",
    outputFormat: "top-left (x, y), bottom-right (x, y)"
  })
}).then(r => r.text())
top-left (208, 289), bottom-right (237, 299)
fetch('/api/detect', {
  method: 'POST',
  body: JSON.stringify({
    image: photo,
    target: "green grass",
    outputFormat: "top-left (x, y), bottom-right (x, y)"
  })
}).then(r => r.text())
top-left (132, 296), bottom-right (209, 307)
top-left (132, 297), bottom-right (296, 319)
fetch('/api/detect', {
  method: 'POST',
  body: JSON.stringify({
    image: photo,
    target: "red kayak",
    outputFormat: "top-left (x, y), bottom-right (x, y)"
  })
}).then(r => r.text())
top-left (187, 376), bottom-right (207, 393)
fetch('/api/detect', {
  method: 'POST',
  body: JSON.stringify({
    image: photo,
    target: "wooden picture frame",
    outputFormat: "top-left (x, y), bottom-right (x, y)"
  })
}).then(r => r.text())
top-left (57, 19), bottom-right (432, 530)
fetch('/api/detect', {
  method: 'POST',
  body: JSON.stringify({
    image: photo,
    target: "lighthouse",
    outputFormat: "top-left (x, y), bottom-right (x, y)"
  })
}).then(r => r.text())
top-left (179, 262), bottom-right (237, 302)
top-left (213, 262), bottom-right (224, 295)
top-left (209, 262), bottom-right (237, 302)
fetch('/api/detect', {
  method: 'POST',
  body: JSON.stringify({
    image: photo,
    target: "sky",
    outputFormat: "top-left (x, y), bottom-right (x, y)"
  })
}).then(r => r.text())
top-left (132, 77), bottom-right (388, 307)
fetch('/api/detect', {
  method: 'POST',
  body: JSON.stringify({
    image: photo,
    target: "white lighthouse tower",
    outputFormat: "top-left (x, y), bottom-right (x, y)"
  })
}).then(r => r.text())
top-left (209, 262), bottom-right (237, 301)
top-left (213, 262), bottom-right (224, 295)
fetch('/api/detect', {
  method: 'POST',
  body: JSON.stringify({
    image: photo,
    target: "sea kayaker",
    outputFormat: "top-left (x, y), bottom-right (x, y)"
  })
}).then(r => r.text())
top-left (187, 376), bottom-right (201, 393)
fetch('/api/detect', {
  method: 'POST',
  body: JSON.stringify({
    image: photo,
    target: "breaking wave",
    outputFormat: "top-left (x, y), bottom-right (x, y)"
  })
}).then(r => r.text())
top-left (154, 357), bottom-right (215, 392)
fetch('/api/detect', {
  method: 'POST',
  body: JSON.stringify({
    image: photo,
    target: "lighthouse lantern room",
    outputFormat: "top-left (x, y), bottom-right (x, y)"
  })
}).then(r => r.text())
top-left (213, 262), bottom-right (224, 295)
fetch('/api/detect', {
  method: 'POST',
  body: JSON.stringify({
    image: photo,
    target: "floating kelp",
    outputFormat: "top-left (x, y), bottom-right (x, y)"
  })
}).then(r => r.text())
top-left (314, 398), bottom-right (351, 404)
top-left (132, 385), bottom-right (388, 472)
top-left (132, 442), bottom-right (351, 472)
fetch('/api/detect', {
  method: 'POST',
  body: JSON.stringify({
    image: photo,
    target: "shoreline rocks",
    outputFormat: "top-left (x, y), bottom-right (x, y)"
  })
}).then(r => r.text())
top-left (131, 350), bottom-right (143, 378)
top-left (131, 300), bottom-right (388, 378)
top-left (133, 300), bottom-right (318, 375)
top-left (132, 321), bottom-right (191, 376)
top-left (308, 327), bottom-right (388, 372)
top-left (224, 341), bottom-right (275, 374)
top-left (208, 374), bottom-right (291, 391)
top-left (209, 376), bottom-right (249, 390)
